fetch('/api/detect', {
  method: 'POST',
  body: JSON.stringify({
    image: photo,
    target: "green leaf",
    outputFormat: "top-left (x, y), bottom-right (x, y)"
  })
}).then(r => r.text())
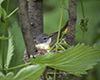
top-left (6, 30), bottom-right (14, 68)
top-left (0, 0), bottom-right (4, 4)
top-left (0, 72), bottom-right (14, 80)
top-left (0, 5), bottom-right (6, 22)
top-left (0, 5), bottom-right (2, 18)
top-left (6, 72), bottom-right (14, 80)
top-left (0, 72), bottom-right (6, 80)
top-left (9, 22), bottom-right (25, 74)
top-left (14, 65), bottom-right (46, 80)
top-left (30, 43), bottom-right (100, 76)
top-left (62, 0), bottom-right (67, 7)
top-left (0, 63), bottom-right (1, 69)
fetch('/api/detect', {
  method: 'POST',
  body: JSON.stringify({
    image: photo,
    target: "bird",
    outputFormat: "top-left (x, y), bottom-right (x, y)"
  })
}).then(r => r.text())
top-left (35, 21), bottom-right (68, 51)
top-left (23, 21), bottom-right (68, 61)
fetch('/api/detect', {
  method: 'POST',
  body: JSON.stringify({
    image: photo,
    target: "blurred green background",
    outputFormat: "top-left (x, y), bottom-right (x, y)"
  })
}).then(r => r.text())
top-left (0, 0), bottom-right (100, 80)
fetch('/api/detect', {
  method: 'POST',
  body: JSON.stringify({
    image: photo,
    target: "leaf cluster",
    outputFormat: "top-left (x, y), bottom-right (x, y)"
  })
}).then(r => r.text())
top-left (0, 42), bottom-right (100, 80)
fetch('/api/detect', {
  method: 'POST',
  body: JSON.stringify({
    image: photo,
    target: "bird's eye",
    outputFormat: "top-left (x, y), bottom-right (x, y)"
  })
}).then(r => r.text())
top-left (43, 37), bottom-right (47, 40)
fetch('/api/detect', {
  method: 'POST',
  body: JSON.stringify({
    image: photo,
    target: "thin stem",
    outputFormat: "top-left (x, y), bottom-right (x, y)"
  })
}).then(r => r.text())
top-left (7, 7), bottom-right (18, 19)
top-left (59, 45), bottom-right (65, 51)
top-left (6, 0), bottom-right (10, 16)
top-left (1, 40), bottom-right (5, 74)
top-left (81, 0), bottom-right (85, 43)
top-left (82, 32), bottom-right (84, 42)
top-left (6, 62), bottom-right (31, 71)
top-left (54, 7), bottom-right (64, 80)
top-left (53, 69), bottom-right (56, 80)
top-left (81, 0), bottom-right (85, 18)
top-left (55, 45), bottom-right (58, 53)
top-left (49, 43), bottom-right (56, 52)
top-left (1, 0), bottom-right (10, 75)
top-left (56, 7), bottom-right (64, 53)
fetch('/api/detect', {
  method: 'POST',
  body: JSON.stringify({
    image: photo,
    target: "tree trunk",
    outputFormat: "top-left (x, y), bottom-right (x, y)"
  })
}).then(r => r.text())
top-left (17, 0), bottom-right (36, 57)
top-left (28, 0), bottom-right (43, 38)
top-left (28, 0), bottom-right (45, 80)
top-left (65, 0), bottom-right (77, 45)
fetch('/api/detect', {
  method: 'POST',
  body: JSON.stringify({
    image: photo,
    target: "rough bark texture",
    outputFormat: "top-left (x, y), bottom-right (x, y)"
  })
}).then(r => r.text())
top-left (28, 0), bottom-right (44, 80)
top-left (28, 0), bottom-right (43, 38)
top-left (17, 0), bottom-right (36, 57)
top-left (65, 0), bottom-right (77, 45)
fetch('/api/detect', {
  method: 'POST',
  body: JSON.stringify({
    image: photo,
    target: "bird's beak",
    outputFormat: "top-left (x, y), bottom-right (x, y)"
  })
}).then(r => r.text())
top-left (48, 34), bottom-right (54, 38)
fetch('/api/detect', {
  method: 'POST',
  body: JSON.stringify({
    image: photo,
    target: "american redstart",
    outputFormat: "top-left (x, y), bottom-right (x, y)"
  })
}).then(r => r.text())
top-left (35, 21), bottom-right (68, 50)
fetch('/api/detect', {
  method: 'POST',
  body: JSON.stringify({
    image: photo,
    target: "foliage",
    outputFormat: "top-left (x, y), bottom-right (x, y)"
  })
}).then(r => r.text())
top-left (6, 30), bottom-right (14, 69)
top-left (14, 65), bottom-right (46, 80)
top-left (0, 65), bottom-right (46, 80)
top-left (0, 43), bottom-right (100, 80)
top-left (0, 0), bottom-right (4, 4)
top-left (0, 0), bottom-right (100, 80)
top-left (8, 23), bottom-right (25, 74)
top-left (30, 43), bottom-right (100, 77)
top-left (0, 72), bottom-right (14, 80)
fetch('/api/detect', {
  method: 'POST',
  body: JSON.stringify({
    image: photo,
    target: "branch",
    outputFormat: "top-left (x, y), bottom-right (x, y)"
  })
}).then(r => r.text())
top-left (17, 0), bottom-right (36, 57)
top-left (65, 0), bottom-right (77, 45)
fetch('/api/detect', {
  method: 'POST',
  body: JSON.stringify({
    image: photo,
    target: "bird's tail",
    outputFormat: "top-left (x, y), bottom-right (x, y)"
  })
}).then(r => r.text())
top-left (49, 21), bottom-right (68, 37)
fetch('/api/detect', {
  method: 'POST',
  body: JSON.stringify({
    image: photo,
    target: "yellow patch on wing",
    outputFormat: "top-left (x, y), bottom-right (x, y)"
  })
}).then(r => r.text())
top-left (63, 27), bottom-right (68, 33)
top-left (47, 45), bottom-right (51, 49)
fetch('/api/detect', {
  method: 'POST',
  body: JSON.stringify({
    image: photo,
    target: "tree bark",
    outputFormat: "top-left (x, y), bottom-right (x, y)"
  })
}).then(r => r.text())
top-left (28, 0), bottom-right (44, 79)
top-left (17, 0), bottom-right (36, 57)
top-left (65, 0), bottom-right (77, 45)
top-left (28, 0), bottom-right (43, 38)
